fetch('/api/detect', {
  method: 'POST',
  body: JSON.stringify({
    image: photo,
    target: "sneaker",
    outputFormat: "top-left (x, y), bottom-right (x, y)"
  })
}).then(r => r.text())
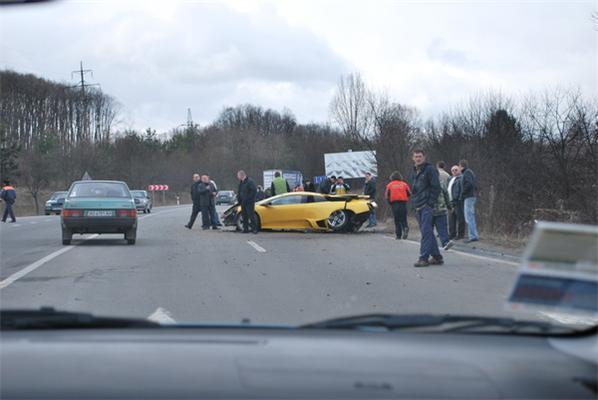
top-left (443, 240), bottom-right (454, 251)
top-left (184, 224), bottom-right (191, 229)
top-left (429, 256), bottom-right (444, 265)
top-left (395, 235), bottom-right (401, 240)
top-left (413, 258), bottom-right (429, 267)
top-left (465, 238), bottom-right (479, 244)
top-left (402, 227), bottom-right (409, 240)
top-left (211, 226), bottom-right (220, 230)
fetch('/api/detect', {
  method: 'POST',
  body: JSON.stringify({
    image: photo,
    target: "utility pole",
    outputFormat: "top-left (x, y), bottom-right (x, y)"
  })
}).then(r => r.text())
top-left (187, 108), bottom-right (193, 129)
top-left (71, 61), bottom-right (100, 141)
top-left (71, 61), bottom-right (100, 94)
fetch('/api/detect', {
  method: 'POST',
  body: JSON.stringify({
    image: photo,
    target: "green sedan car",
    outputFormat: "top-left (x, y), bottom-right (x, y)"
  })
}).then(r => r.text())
top-left (61, 180), bottom-right (138, 245)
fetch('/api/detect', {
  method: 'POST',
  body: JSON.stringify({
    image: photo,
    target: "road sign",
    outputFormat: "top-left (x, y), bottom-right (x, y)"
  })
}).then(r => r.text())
top-left (148, 185), bottom-right (169, 191)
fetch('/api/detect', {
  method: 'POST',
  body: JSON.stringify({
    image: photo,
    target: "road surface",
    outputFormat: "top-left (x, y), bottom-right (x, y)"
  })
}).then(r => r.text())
top-left (0, 205), bottom-right (563, 325)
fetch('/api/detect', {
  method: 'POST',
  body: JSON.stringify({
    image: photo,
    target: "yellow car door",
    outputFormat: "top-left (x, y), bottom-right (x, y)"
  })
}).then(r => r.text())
top-left (259, 194), bottom-right (309, 229)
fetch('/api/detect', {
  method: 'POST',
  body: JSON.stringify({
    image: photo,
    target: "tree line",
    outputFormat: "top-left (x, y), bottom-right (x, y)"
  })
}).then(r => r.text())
top-left (1, 69), bottom-right (596, 235)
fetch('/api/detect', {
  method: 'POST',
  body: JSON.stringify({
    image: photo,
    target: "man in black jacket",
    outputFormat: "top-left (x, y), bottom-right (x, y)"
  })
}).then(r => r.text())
top-left (318, 176), bottom-right (335, 194)
top-left (409, 149), bottom-right (442, 267)
top-left (363, 172), bottom-right (377, 227)
top-left (448, 165), bottom-right (465, 240)
top-left (237, 170), bottom-right (258, 233)
top-left (197, 175), bottom-right (215, 230)
top-left (459, 159), bottom-right (479, 243)
top-left (185, 173), bottom-right (201, 229)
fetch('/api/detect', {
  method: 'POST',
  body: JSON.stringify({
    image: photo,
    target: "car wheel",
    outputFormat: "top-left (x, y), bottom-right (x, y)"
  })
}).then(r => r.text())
top-left (143, 209), bottom-right (147, 214)
top-left (45, 212), bottom-right (50, 215)
top-left (125, 228), bottom-right (137, 245)
top-left (327, 210), bottom-right (350, 232)
top-left (236, 212), bottom-right (261, 231)
top-left (147, 207), bottom-right (151, 213)
top-left (62, 228), bottom-right (72, 245)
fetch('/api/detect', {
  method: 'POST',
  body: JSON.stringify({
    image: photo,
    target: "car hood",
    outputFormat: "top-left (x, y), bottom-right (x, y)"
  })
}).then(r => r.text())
top-left (64, 198), bottom-right (135, 209)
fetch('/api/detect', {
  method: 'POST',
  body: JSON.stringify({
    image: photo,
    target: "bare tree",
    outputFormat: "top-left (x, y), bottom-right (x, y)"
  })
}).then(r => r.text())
top-left (329, 73), bottom-right (373, 142)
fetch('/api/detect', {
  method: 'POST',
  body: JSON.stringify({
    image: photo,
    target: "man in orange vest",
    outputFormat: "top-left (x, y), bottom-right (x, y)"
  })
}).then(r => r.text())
top-left (1, 180), bottom-right (17, 223)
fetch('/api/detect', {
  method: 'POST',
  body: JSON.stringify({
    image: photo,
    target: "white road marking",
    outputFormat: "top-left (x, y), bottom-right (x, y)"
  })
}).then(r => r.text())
top-left (539, 311), bottom-right (598, 327)
top-left (0, 234), bottom-right (99, 289)
top-left (247, 240), bottom-right (266, 253)
top-left (148, 307), bottom-right (176, 324)
top-left (30, 221), bottom-right (38, 224)
top-left (384, 235), bottom-right (519, 266)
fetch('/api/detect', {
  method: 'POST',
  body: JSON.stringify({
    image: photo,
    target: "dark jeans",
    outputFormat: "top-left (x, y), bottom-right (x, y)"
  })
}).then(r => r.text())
top-left (2, 202), bottom-right (16, 222)
top-left (449, 201), bottom-right (465, 239)
top-left (209, 204), bottom-right (221, 226)
top-left (433, 213), bottom-right (450, 246)
top-left (187, 203), bottom-right (201, 228)
top-left (390, 201), bottom-right (407, 238)
top-left (415, 206), bottom-right (441, 260)
top-left (241, 201), bottom-right (257, 232)
top-left (200, 205), bottom-right (211, 228)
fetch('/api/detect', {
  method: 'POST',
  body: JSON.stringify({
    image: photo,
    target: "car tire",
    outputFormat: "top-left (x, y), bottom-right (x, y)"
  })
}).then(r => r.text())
top-left (327, 210), bottom-right (350, 232)
top-left (62, 228), bottom-right (72, 245)
top-left (45, 212), bottom-right (50, 216)
top-left (125, 228), bottom-right (137, 245)
top-left (148, 207), bottom-right (151, 213)
top-left (143, 209), bottom-right (147, 214)
top-left (236, 212), bottom-right (261, 231)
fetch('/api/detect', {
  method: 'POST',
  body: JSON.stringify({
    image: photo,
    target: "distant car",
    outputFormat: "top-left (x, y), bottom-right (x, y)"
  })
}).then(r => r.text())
top-left (223, 192), bottom-right (377, 232)
top-left (44, 191), bottom-right (67, 215)
top-left (131, 190), bottom-right (152, 213)
top-left (216, 190), bottom-right (236, 205)
top-left (61, 180), bottom-right (138, 245)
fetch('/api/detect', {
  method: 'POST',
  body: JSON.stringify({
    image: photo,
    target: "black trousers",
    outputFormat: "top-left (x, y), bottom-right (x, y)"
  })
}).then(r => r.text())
top-left (449, 201), bottom-right (465, 239)
top-left (188, 203), bottom-right (201, 228)
top-left (200, 205), bottom-right (211, 228)
top-left (390, 201), bottom-right (408, 237)
top-left (241, 201), bottom-right (257, 232)
top-left (2, 202), bottom-right (16, 222)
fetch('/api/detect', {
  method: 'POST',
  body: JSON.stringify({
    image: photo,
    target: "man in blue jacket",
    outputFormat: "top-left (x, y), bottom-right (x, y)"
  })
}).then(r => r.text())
top-left (459, 159), bottom-right (479, 243)
top-left (409, 150), bottom-right (442, 267)
top-left (1, 180), bottom-right (17, 223)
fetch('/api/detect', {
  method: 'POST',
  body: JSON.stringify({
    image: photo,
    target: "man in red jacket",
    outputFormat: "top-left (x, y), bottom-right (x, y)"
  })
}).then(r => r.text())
top-left (385, 171), bottom-right (411, 239)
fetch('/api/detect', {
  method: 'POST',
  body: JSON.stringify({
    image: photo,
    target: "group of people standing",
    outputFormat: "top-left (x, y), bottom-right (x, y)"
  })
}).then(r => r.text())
top-left (185, 174), bottom-right (222, 230)
top-left (383, 149), bottom-right (479, 267)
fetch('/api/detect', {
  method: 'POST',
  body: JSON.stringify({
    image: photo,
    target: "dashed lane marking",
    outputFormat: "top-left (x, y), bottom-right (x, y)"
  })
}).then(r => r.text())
top-left (247, 240), bottom-right (267, 253)
top-left (147, 307), bottom-right (176, 324)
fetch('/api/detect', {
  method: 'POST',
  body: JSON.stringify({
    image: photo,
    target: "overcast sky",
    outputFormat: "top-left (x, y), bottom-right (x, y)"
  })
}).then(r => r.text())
top-left (1, 0), bottom-right (596, 132)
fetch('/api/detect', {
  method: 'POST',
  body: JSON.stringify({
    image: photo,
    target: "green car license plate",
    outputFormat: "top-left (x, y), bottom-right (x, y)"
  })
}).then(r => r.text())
top-left (85, 210), bottom-right (115, 217)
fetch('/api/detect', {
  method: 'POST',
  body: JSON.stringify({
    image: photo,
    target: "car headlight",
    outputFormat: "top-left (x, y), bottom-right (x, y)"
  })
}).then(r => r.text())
top-left (46, 201), bottom-right (52, 206)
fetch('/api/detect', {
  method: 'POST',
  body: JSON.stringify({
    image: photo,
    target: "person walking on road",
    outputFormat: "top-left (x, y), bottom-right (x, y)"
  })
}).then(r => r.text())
top-left (197, 175), bottom-right (215, 230)
top-left (318, 176), bottom-right (336, 194)
top-left (410, 149), bottom-right (443, 267)
top-left (385, 171), bottom-right (411, 239)
top-left (436, 161), bottom-right (450, 186)
top-left (459, 159), bottom-right (479, 243)
top-left (1, 180), bottom-right (17, 223)
top-left (448, 165), bottom-right (465, 240)
top-left (237, 170), bottom-right (258, 234)
top-left (270, 171), bottom-right (290, 196)
top-left (184, 174), bottom-right (201, 229)
top-left (330, 177), bottom-right (350, 195)
top-left (363, 172), bottom-right (377, 227)
top-left (433, 177), bottom-right (454, 251)
top-left (256, 185), bottom-right (266, 201)
top-left (207, 176), bottom-right (222, 228)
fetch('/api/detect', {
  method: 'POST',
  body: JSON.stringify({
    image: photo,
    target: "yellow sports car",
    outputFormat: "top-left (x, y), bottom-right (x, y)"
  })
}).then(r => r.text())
top-left (222, 192), bottom-right (377, 232)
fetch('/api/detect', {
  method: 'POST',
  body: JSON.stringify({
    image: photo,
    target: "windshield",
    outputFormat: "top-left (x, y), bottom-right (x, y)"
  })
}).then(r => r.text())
top-left (132, 192), bottom-right (147, 199)
top-left (68, 182), bottom-right (131, 199)
top-left (50, 192), bottom-right (66, 201)
top-left (0, 0), bottom-right (596, 334)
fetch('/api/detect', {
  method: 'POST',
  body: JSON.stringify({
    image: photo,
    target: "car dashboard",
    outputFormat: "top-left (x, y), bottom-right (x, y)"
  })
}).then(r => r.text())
top-left (1, 327), bottom-right (596, 399)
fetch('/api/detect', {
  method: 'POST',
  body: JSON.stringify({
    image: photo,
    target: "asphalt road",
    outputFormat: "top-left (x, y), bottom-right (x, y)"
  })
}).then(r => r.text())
top-left (0, 205), bottom-right (568, 326)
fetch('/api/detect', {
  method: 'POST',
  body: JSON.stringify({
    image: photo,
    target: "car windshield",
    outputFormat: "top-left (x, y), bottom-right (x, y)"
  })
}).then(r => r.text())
top-left (0, 0), bottom-right (596, 336)
top-left (50, 192), bottom-right (66, 200)
top-left (68, 182), bottom-right (130, 198)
